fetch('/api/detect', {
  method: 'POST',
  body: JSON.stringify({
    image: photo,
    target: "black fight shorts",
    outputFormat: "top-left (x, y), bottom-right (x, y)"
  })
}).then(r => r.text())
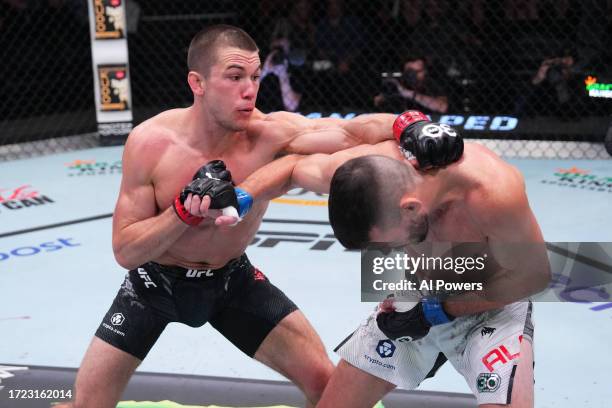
top-left (95, 254), bottom-right (298, 360)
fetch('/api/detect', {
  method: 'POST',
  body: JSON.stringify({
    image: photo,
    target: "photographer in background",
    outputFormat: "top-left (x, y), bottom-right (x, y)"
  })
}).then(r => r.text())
top-left (374, 56), bottom-right (449, 114)
top-left (515, 47), bottom-right (588, 117)
top-left (257, 38), bottom-right (304, 112)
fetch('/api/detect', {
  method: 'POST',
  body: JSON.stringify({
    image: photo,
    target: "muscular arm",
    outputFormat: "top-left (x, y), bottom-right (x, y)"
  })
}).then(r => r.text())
top-left (443, 170), bottom-right (551, 317)
top-left (236, 141), bottom-right (401, 202)
top-left (292, 141), bottom-right (403, 193)
top-left (238, 154), bottom-right (304, 201)
top-left (112, 130), bottom-right (189, 270)
top-left (255, 110), bottom-right (398, 155)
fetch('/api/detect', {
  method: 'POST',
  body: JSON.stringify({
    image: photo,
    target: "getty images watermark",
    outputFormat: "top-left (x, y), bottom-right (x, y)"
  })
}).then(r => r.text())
top-left (371, 252), bottom-right (487, 293)
top-left (360, 242), bottom-right (612, 303)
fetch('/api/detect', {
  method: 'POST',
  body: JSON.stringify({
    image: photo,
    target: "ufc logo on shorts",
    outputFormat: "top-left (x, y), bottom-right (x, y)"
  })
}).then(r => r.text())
top-left (186, 269), bottom-right (213, 278)
top-left (422, 123), bottom-right (457, 138)
top-left (137, 268), bottom-right (157, 288)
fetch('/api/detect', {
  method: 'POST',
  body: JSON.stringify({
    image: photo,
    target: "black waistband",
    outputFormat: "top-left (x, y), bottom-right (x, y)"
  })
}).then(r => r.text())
top-left (139, 254), bottom-right (250, 279)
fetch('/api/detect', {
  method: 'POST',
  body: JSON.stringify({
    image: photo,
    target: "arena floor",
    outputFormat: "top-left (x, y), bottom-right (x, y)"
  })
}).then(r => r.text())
top-left (1, 145), bottom-right (611, 408)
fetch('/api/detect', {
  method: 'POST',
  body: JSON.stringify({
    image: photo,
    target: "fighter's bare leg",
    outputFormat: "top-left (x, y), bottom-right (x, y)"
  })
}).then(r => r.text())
top-left (479, 339), bottom-right (534, 408)
top-left (316, 359), bottom-right (396, 408)
top-left (55, 337), bottom-right (141, 408)
top-left (254, 310), bottom-right (334, 407)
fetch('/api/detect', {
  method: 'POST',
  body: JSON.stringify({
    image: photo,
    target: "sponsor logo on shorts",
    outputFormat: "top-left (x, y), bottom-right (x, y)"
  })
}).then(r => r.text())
top-left (482, 335), bottom-right (522, 372)
top-left (363, 354), bottom-right (396, 371)
top-left (111, 313), bottom-right (125, 326)
top-left (98, 64), bottom-right (130, 111)
top-left (0, 185), bottom-right (54, 213)
top-left (65, 159), bottom-right (122, 176)
top-left (376, 339), bottom-right (396, 358)
top-left (481, 327), bottom-right (496, 337)
top-left (541, 166), bottom-right (612, 193)
top-left (93, 0), bottom-right (125, 39)
top-left (102, 322), bottom-right (125, 337)
top-left (477, 372), bottom-right (501, 393)
top-left (185, 269), bottom-right (213, 278)
top-left (253, 268), bottom-right (266, 281)
top-left (137, 268), bottom-right (158, 288)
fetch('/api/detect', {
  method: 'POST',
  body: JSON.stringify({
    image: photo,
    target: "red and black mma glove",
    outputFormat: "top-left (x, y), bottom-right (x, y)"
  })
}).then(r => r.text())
top-left (173, 178), bottom-right (237, 226)
top-left (393, 111), bottom-right (464, 169)
top-left (376, 297), bottom-right (455, 342)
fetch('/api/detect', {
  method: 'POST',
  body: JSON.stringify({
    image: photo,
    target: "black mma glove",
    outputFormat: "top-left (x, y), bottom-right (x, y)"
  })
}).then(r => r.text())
top-left (173, 177), bottom-right (237, 226)
top-left (376, 297), bottom-right (454, 342)
top-left (393, 111), bottom-right (464, 169)
top-left (192, 159), bottom-right (233, 183)
top-left (195, 160), bottom-right (253, 222)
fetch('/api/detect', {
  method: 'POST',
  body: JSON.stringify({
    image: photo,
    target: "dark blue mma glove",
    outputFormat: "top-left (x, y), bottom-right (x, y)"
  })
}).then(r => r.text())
top-left (393, 110), bottom-right (464, 169)
top-left (211, 186), bottom-right (253, 224)
top-left (376, 297), bottom-right (455, 342)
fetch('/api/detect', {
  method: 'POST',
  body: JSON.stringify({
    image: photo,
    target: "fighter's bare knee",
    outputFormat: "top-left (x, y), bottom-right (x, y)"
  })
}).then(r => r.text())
top-left (255, 310), bottom-right (333, 402)
top-left (299, 358), bottom-right (334, 400)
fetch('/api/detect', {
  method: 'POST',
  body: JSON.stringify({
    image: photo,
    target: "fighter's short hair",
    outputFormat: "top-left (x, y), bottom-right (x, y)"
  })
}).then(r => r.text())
top-left (187, 25), bottom-right (258, 76)
top-left (328, 156), bottom-right (416, 249)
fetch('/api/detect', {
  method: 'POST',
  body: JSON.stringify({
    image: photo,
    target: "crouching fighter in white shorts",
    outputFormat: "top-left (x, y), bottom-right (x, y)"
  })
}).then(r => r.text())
top-left (230, 111), bottom-right (551, 408)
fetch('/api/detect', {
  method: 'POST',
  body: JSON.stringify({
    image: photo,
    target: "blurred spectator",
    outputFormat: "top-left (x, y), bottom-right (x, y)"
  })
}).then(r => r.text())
top-left (239, 0), bottom-right (286, 48)
top-left (393, 0), bottom-right (457, 64)
top-left (445, 0), bottom-right (491, 112)
top-left (514, 48), bottom-right (589, 117)
top-left (257, 39), bottom-right (303, 112)
top-left (362, 0), bottom-right (398, 72)
top-left (394, 0), bottom-right (423, 39)
top-left (573, 0), bottom-right (608, 71)
top-left (270, 0), bottom-right (316, 62)
top-left (313, 0), bottom-right (365, 109)
top-left (315, 0), bottom-right (363, 70)
top-left (501, 0), bottom-right (539, 54)
top-left (374, 56), bottom-right (449, 114)
top-left (504, 0), bottom-right (538, 21)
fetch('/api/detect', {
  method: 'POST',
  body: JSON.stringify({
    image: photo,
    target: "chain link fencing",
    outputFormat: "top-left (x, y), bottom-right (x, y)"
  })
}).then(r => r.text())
top-left (1, 0), bottom-right (611, 161)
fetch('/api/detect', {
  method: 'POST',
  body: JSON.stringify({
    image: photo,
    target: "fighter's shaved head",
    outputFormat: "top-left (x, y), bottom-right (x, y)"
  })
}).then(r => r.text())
top-left (328, 156), bottom-right (420, 249)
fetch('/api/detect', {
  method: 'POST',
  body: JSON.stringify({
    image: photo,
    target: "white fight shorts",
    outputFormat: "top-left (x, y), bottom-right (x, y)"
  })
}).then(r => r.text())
top-left (335, 301), bottom-right (534, 405)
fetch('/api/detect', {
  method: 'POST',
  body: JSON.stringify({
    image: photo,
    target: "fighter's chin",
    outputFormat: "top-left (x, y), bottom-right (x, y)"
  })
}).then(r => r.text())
top-left (223, 118), bottom-right (248, 132)
top-left (231, 111), bottom-right (253, 130)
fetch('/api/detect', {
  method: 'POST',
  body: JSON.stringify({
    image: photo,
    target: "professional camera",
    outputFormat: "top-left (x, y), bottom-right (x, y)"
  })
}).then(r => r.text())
top-left (401, 69), bottom-right (419, 89)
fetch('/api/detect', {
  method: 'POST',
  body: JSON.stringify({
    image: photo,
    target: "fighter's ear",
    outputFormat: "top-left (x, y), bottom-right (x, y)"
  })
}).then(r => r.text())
top-left (400, 196), bottom-right (421, 215)
top-left (188, 71), bottom-right (205, 97)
